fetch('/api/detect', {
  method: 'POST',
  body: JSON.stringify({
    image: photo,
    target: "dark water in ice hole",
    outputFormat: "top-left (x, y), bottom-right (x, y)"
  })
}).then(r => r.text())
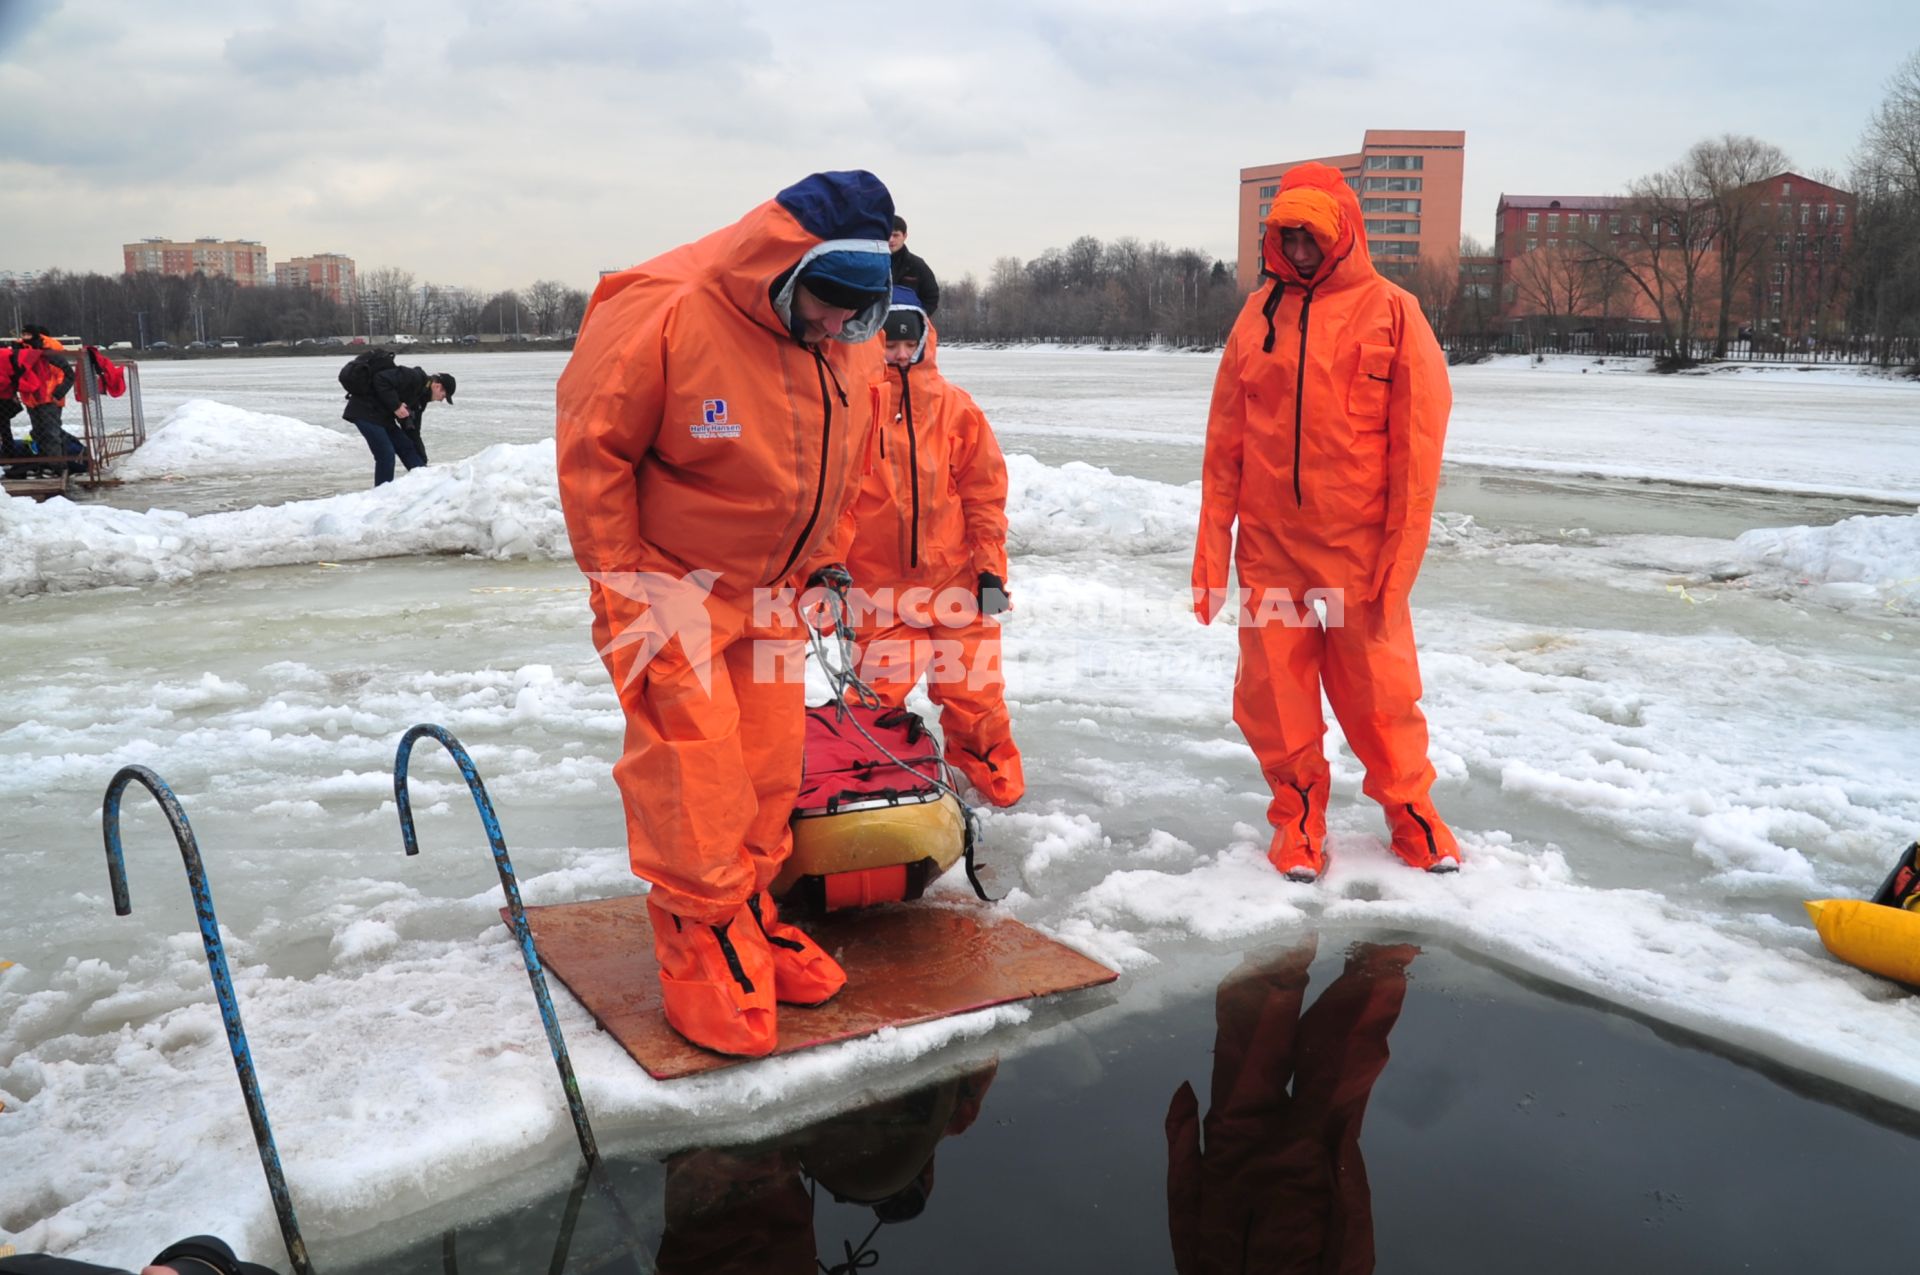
top-left (331, 933), bottom-right (1920, 1275)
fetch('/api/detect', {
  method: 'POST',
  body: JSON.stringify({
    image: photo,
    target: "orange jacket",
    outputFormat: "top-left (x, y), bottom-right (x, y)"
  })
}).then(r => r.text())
top-left (1193, 163), bottom-right (1451, 620)
top-left (838, 315), bottom-right (1010, 590)
top-left (555, 175), bottom-right (891, 698)
top-left (12, 338), bottom-right (72, 408)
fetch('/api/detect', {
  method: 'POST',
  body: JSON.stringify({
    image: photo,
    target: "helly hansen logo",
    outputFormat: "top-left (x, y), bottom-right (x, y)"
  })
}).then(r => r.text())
top-left (692, 398), bottom-right (741, 439)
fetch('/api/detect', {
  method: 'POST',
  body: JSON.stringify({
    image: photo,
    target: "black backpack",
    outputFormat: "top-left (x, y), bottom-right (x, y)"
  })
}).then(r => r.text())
top-left (338, 348), bottom-right (397, 398)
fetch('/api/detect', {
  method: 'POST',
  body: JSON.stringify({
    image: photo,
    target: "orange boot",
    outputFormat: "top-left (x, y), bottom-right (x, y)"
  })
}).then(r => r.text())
top-left (1266, 777), bottom-right (1329, 882)
top-left (1386, 800), bottom-right (1461, 873)
top-left (749, 891), bottom-right (847, 1006)
top-left (649, 896), bottom-right (778, 1056)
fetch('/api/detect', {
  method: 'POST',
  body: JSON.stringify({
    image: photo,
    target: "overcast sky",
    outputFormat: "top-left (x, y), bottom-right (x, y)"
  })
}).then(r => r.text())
top-left (4, 0), bottom-right (1917, 293)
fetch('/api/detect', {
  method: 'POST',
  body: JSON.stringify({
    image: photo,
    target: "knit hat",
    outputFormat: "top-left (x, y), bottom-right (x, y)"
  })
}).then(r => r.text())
top-left (882, 308), bottom-right (926, 343)
top-left (797, 250), bottom-right (893, 311)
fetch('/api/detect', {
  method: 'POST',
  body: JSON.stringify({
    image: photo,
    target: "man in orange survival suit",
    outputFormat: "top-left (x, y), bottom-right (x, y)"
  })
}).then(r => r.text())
top-left (836, 287), bottom-right (1024, 806)
top-left (555, 171), bottom-right (895, 1056)
top-left (1193, 161), bottom-right (1459, 884)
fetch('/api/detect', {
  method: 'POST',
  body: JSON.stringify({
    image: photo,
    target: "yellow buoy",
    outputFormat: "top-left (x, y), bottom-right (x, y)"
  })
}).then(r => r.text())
top-left (1805, 898), bottom-right (1920, 987)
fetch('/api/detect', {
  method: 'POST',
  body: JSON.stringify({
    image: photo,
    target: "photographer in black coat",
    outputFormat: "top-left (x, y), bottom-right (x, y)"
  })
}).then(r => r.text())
top-left (340, 352), bottom-right (456, 486)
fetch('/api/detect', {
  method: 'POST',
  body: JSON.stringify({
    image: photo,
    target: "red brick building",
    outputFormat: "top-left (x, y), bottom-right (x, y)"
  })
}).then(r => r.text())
top-left (1487, 173), bottom-right (1854, 344)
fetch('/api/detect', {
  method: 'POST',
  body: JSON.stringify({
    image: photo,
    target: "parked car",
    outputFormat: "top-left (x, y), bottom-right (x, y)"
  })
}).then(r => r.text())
top-left (186, 341), bottom-right (209, 350)
top-left (148, 340), bottom-right (172, 350)
top-left (107, 341), bottom-right (133, 350)
top-left (218, 340), bottom-right (241, 349)
top-left (457, 335), bottom-right (480, 345)
top-left (431, 336), bottom-right (455, 345)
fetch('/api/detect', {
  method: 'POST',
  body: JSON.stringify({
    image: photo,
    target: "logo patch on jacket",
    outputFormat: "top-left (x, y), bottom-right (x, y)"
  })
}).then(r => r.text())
top-left (692, 398), bottom-right (741, 439)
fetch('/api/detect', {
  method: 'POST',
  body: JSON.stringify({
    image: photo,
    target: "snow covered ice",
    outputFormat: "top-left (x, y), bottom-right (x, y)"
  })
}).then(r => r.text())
top-left (2, 350), bottom-right (1919, 1266)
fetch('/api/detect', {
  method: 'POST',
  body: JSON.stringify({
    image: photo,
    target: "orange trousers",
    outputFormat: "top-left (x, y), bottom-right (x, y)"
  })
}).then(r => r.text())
top-left (1232, 591), bottom-right (1437, 827)
top-left (852, 593), bottom-right (1021, 804)
top-left (611, 603), bottom-right (807, 925)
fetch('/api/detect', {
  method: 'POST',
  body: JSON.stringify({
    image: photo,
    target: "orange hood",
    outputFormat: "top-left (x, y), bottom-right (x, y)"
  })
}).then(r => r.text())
top-left (1259, 162), bottom-right (1374, 290)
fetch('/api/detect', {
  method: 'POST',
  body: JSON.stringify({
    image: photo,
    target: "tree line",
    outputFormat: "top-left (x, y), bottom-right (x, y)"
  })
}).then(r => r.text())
top-left (932, 236), bottom-right (1246, 347)
top-left (0, 268), bottom-right (589, 347)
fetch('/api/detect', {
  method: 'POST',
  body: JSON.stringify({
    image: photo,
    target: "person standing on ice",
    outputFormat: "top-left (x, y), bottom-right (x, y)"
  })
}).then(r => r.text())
top-left (887, 215), bottom-right (939, 314)
top-left (554, 171), bottom-right (894, 1057)
top-left (1192, 161), bottom-right (1459, 883)
top-left (340, 356), bottom-right (455, 486)
top-left (834, 287), bottom-right (1024, 806)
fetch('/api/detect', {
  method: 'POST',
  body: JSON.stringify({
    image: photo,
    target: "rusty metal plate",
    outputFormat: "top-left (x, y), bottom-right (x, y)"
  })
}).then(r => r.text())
top-left (505, 897), bottom-right (1119, 1080)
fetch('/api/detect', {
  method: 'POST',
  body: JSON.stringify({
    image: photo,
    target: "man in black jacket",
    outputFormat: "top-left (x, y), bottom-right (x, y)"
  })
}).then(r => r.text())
top-left (887, 215), bottom-right (939, 315)
top-left (341, 361), bottom-right (456, 486)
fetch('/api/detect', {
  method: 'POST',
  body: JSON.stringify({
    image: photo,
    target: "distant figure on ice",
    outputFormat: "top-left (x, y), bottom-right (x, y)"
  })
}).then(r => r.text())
top-left (555, 171), bottom-right (895, 1057)
top-left (338, 349), bottom-right (456, 486)
top-left (835, 286), bottom-right (1023, 805)
top-left (887, 215), bottom-right (940, 315)
top-left (1166, 937), bottom-right (1415, 1275)
top-left (1192, 161), bottom-right (1460, 883)
top-left (0, 1232), bottom-right (277, 1274)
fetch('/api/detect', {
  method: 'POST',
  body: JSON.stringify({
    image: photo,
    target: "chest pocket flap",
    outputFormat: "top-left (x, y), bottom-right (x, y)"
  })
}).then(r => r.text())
top-left (1346, 341), bottom-right (1395, 422)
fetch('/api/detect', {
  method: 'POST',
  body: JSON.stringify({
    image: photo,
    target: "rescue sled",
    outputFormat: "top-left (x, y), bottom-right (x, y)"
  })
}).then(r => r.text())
top-left (1805, 840), bottom-right (1920, 986)
top-left (777, 702), bottom-right (973, 910)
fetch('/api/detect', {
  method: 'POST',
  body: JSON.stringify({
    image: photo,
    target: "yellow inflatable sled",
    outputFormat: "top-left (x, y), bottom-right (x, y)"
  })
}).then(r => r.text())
top-left (776, 704), bottom-right (977, 911)
top-left (1806, 840), bottom-right (1920, 986)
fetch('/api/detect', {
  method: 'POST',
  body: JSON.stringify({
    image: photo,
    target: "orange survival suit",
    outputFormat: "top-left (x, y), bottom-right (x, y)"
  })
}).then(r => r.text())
top-left (1192, 162), bottom-right (1459, 882)
top-left (555, 171), bottom-right (895, 1056)
top-left (837, 289), bottom-right (1024, 806)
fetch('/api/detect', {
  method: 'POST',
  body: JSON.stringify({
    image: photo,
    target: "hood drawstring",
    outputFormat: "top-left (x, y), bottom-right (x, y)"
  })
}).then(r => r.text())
top-left (1260, 276), bottom-right (1287, 354)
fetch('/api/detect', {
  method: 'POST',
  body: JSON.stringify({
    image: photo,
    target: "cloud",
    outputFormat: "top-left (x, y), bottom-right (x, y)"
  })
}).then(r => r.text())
top-left (0, 0), bottom-right (60, 60)
top-left (449, 0), bottom-right (773, 70)
top-left (224, 24), bottom-right (376, 82)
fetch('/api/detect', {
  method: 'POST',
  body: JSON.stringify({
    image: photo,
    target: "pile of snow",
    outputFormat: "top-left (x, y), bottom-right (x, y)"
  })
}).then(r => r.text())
top-left (1006, 454), bottom-right (1198, 557)
top-left (1736, 512), bottom-right (1920, 611)
top-left (114, 400), bottom-right (363, 479)
top-left (3, 399), bottom-right (1196, 599)
top-left (1, 442), bottom-right (570, 597)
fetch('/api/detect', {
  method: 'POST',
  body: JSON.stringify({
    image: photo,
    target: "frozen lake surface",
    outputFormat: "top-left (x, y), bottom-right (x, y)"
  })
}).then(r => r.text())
top-left (3, 348), bottom-right (1918, 1269)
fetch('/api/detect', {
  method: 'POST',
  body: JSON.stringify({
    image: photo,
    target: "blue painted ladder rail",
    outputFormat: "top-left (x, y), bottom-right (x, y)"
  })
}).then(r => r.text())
top-left (392, 723), bottom-right (600, 1164)
top-left (100, 765), bottom-right (317, 1275)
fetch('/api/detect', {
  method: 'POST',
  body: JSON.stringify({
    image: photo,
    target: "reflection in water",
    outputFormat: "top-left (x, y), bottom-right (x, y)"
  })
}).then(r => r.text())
top-left (1167, 937), bottom-right (1416, 1275)
top-left (655, 1065), bottom-right (998, 1274)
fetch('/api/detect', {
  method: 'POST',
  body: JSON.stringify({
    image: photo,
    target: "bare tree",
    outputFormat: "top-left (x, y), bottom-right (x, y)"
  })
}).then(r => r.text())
top-left (1583, 161), bottom-right (1720, 364)
top-left (360, 266), bottom-right (419, 336)
top-left (524, 279), bottom-right (569, 336)
top-left (1850, 49), bottom-right (1920, 360)
top-left (1689, 134), bottom-right (1792, 355)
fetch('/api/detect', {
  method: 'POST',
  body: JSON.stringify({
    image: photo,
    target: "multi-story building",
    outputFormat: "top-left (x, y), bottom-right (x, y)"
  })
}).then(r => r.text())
top-left (122, 237), bottom-right (270, 286)
top-left (275, 253), bottom-right (357, 308)
top-left (1237, 129), bottom-right (1465, 290)
top-left (1747, 172), bottom-right (1853, 341)
top-left (1492, 174), bottom-right (1854, 343)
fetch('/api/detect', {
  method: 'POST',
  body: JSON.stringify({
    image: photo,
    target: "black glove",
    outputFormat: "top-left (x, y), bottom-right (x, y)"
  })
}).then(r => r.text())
top-left (978, 571), bottom-right (1011, 616)
top-left (806, 562), bottom-right (853, 594)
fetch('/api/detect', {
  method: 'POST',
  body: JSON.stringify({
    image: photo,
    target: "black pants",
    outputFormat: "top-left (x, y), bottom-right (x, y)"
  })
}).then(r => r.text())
top-left (354, 420), bottom-right (428, 486)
